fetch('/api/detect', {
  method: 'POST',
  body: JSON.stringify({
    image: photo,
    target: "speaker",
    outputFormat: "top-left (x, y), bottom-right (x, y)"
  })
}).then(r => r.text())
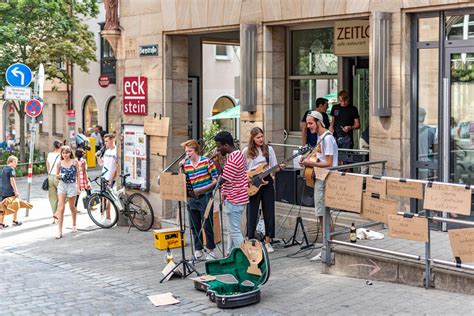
top-left (275, 168), bottom-right (299, 204)
top-left (296, 176), bottom-right (314, 207)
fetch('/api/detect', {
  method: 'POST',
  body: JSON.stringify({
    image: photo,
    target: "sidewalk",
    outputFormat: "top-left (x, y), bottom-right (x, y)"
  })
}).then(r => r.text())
top-left (1, 175), bottom-right (474, 314)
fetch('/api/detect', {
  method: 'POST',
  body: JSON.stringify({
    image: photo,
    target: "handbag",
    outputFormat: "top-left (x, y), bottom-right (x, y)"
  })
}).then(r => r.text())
top-left (42, 154), bottom-right (59, 191)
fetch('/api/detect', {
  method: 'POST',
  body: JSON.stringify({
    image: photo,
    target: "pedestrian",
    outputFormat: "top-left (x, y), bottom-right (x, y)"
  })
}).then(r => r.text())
top-left (180, 139), bottom-right (218, 260)
top-left (75, 128), bottom-right (91, 150)
top-left (97, 134), bottom-right (117, 225)
top-left (47, 140), bottom-right (62, 222)
top-left (329, 90), bottom-right (360, 149)
top-left (300, 111), bottom-right (338, 261)
top-left (0, 156), bottom-right (22, 228)
top-left (53, 146), bottom-right (80, 239)
top-left (301, 97), bottom-right (330, 147)
top-left (74, 148), bottom-right (92, 209)
top-left (91, 126), bottom-right (103, 154)
top-left (214, 131), bottom-right (248, 256)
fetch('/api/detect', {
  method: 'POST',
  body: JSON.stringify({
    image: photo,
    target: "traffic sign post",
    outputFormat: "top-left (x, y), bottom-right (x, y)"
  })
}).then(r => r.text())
top-left (6, 63), bottom-right (32, 87)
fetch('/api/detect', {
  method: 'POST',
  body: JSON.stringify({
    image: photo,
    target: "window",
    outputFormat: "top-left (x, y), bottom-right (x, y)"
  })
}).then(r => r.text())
top-left (289, 28), bottom-right (338, 131)
top-left (215, 45), bottom-right (232, 60)
top-left (52, 104), bottom-right (64, 136)
top-left (99, 23), bottom-right (116, 83)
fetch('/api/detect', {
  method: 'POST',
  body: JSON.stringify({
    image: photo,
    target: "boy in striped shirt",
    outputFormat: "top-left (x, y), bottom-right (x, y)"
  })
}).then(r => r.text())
top-left (181, 140), bottom-right (218, 260)
top-left (214, 131), bottom-right (248, 255)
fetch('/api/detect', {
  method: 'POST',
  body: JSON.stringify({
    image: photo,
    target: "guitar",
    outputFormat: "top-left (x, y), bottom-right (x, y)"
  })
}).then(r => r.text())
top-left (303, 155), bottom-right (319, 188)
top-left (247, 146), bottom-right (312, 196)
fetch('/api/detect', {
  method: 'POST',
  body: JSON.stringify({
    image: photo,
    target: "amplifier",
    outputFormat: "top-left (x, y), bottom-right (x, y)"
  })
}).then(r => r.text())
top-left (275, 168), bottom-right (299, 204)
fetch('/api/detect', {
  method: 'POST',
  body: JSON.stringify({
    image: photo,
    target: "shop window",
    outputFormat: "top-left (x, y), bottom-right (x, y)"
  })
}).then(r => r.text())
top-left (83, 96), bottom-right (98, 134)
top-left (446, 14), bottom-right (474, 41)
top-left (99, 23), bottom-right (116, 83)
top-left (215, 45), bottom-right (232, 60)
top-left (106, 97), bottom-right (117, 134)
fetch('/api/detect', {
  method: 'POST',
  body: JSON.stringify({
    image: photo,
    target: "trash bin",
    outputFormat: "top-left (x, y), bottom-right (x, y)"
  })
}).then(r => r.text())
top-left (86, 137), bottom-right (96, 168)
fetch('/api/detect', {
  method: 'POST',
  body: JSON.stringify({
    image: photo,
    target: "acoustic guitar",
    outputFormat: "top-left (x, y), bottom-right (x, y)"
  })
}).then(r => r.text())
top-left (247, 146), bottom-right (312, 196)
top-left (303, 155), bottom-right (319, 188)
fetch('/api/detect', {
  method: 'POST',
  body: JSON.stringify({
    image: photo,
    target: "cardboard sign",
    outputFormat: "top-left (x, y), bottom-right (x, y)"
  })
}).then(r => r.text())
top-left (160, 173), bottom-right (186, 201)
top-left (314, 167), bottom-right (330, 181)
top-left (148, 292), bottom-right (179, 306)
top-left (325, 172), bottom-right (363, 213)
top-left (423, 182), bottom-right (472, 215)
top-left (388, 214), bottom-right (428, 242)
top-left (366, 177), bottom-right (387, 198)
top-left (448, 228), bottom-right (474, 263)
top-left (150, 136), bottom-right (168, 156)
top-left (361, 193), bottom-right (399, 224)
top-left (144, 116), bottom-right (170, 137)
top-left (386, 179), bottom-right (424, 199)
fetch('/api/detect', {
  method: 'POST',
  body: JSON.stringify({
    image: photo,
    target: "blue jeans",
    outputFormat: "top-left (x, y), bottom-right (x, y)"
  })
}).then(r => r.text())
top-left (224, 200), bottom-right (245, 254)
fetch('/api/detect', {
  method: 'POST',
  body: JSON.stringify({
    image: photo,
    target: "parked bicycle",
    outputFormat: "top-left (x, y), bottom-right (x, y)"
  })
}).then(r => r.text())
top-left (86, 169), bottom-right (154, 231)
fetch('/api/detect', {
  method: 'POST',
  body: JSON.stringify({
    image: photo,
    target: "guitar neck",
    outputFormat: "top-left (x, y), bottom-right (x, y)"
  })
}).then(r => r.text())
top-left (258, 152), bottom-right (303, 179)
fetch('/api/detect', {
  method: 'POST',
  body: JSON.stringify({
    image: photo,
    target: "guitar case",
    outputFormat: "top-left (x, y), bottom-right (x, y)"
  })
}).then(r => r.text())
top-left (193, 239), bottom-right (270, 309)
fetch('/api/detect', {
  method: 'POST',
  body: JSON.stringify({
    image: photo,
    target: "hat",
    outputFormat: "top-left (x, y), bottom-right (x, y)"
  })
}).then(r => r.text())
top-left (308, 111), bottom-right (326, 128)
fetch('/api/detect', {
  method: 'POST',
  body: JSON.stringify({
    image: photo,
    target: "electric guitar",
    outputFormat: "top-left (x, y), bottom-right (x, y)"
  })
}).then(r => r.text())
top-left (247, 146), bottom-right (312, 196)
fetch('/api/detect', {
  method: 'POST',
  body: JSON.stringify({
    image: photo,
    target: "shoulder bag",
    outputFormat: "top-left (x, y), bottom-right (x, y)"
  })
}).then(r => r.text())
top-left (42, 154), bottom-right (59, 191)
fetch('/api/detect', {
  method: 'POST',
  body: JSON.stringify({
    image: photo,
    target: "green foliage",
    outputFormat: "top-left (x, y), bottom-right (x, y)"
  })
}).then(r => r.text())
top-left (0, 0), bottom-right (99, 88)
top-left (202, 122), bottom-right (221, 156)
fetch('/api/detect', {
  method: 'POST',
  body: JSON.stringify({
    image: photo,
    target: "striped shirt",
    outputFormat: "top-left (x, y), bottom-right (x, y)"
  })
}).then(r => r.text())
top-left (183, 156), bottom-right (218, 190)
top-left (221, 150), bottom-right (249, 205)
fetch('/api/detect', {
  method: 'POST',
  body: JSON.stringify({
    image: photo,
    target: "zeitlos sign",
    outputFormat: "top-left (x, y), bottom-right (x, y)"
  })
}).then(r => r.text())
top-left (334, 20), bottom-right (370, 56)
top-left (123, 76), bottom-right (147, 115)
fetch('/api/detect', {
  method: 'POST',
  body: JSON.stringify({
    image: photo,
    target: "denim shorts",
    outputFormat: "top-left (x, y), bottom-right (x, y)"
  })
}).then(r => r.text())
top-left (58, 181), bottom-right (78, 198)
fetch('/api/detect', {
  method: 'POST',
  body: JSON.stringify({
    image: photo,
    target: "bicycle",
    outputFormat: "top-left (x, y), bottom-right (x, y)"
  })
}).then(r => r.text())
top-left (86, 170), bottom-right (154, 231)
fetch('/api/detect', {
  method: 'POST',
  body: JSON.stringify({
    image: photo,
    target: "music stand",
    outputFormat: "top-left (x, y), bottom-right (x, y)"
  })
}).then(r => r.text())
top-left (159, 172), bottom-right (200, 283)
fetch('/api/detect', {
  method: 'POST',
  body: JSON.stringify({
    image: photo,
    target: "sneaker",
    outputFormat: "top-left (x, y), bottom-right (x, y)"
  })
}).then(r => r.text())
top-left (101, 219), bottom-right (112, 226)
top-left (265, 243), bottom-right (274, 253)
top-left (205, 251), bottom-right (216, 261)
top-left (12, 221), bottom-right (22, 226)
top-left (194, 250), bottom-right (203, 259)
top-left (310, 251), bottom-right (322, 261)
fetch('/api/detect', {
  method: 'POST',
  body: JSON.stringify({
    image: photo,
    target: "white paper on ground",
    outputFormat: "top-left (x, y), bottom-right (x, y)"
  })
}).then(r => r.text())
top-left (161, 261), bottom-right (177, 281)
top-left (147, 292), bottom-right (180, 307)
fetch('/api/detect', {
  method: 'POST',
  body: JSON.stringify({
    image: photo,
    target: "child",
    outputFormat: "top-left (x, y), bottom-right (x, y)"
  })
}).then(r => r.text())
top-left (74, 148), bottom-right (92, 209)
top-left (0, 156), bottom-right (22, 228)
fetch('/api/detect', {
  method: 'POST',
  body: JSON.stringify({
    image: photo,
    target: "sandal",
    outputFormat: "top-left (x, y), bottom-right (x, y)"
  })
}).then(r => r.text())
top-left (55, 234), bottom-right (62, 239)
top-left (71, 226), bottom-right (77, 233)
top-left (12, 221), bottom-right (22, 226)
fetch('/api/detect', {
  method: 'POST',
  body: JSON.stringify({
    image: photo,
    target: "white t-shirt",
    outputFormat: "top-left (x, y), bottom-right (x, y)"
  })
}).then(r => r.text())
top-left (91, 132), bottom-right (103, 147)
top-left (242, 146), bottom-right (278, 171)
top-left (102, 147), bottom-right (117, 181)
top-left (316, 132), bottom-right (338, 167)
top-left (47, 152), bottom-right (61, 174)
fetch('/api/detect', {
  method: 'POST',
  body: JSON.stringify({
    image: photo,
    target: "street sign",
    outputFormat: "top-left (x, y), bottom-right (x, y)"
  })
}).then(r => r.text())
top-left (25, 99), bottom-right (42, 118)
top-left (66, 109), bottom-right (76, 116)
top-left (98, 75), bottom-right (110, 88)
top-left (6, 63), bottom-right (33, 87)
top-left (4, 86), bottom-right (31, 101)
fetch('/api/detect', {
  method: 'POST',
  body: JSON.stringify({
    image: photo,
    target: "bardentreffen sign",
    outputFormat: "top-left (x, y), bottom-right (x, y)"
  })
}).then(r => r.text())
top-left (123, 76), bottom-right (147, 115)
top-left (334, 20), bottom-right (370, 56)
top-left (139, 44), bottom-right (159, 57)
top-left (98, 74), bottom-right (110, 88)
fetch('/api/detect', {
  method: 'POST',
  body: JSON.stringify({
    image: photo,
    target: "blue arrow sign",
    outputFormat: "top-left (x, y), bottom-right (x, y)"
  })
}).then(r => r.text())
top-left (6, 63), bottom-right (32, 87)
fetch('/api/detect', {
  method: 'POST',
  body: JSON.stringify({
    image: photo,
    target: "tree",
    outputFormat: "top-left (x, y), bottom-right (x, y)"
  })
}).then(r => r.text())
top-left (0, 0), bottom-right (99, 162)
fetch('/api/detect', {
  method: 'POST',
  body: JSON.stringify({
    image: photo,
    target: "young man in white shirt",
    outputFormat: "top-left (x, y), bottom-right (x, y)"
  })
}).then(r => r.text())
top-left (300, 111), bottom-right (338, 261)
top-left (97, 134), bottom-right (117, 224)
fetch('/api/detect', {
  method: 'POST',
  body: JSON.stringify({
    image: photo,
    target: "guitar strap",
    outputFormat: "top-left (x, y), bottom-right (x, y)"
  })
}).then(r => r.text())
top-left (310, 131), bottom-right (331, 156)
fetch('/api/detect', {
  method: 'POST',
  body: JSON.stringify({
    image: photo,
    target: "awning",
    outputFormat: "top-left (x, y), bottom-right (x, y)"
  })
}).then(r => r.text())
top-left (208, 105), bottom-right (240, 120)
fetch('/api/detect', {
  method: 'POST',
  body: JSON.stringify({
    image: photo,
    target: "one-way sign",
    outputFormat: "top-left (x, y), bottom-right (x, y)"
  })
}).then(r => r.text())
top-left (4, 86), bottom-right (32, 101)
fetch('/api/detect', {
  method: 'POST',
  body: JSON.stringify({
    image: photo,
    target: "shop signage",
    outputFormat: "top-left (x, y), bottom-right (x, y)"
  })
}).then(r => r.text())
top-left (334, 20), bottom-right (370, 56)
top-left (123, 76), bottom-right (147, 115)
top-left (98, 74), bottom-right (110, 88)
top-left (139, 44), bottom-right (159, 57)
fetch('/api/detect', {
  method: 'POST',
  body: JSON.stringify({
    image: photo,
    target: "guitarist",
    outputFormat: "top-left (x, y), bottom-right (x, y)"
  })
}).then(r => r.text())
top-left (242, 127), bottom-right (283, 253)
top-left (300, 111), bottom-right (338, 261)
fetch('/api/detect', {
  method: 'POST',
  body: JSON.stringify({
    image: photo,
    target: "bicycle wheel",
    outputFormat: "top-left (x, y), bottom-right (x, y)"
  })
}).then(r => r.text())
top-left (127, 192), bottom-right (154, 231)
top-left (86, 193), bottom-right (119, 229)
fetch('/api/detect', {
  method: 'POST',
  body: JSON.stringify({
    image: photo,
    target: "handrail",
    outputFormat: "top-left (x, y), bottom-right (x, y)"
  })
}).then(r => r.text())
top-left (328, 160), bottom-right (387, 171)
top-left (330, 240), bottom-right (422, 261)
top-left (269, 142), bottom-right (370, 154)
top-left (0, 161), bottom-right (45, 168)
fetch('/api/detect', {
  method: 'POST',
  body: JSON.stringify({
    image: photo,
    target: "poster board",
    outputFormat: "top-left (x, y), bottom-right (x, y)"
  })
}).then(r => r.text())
top-left (160, 172), bottom-right (186, 201)
top-left (388, 214), bottom-right (428, 242)
top-left (361, 193), bottom-right (399, 224)
top-left (314, 167), bottom-right (330, 181)
top-left (423, 182), bottom-right (472, 216)
top-left (386, 179), bottom-right (424, 199)
top-left (366, 177), bottom-right (387, 198)
top-left (144, 116), bottom-right (170, 137)
top-left (150, 136), bottom-right (168, 156)
top-left (324, 172), bottom-right (363, 213)
top-left (122, 124), bottom-right (149, 191)
top-left (448, 227), bottom-right (474, 263)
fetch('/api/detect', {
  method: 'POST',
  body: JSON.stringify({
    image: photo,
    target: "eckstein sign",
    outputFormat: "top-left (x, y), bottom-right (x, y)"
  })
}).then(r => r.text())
top-left (334, 20), bottom-right (370, 56)
top-left (123, 76), bottom-right (147, 115)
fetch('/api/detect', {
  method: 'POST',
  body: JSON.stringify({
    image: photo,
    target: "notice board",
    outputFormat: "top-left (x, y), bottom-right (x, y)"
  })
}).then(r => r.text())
top-left (122, 124), bottom-right (149, 191)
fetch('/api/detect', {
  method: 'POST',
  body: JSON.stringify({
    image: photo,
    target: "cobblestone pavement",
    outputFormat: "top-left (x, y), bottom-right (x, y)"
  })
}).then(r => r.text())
top-left (1, 173), bottom-right (474, 315)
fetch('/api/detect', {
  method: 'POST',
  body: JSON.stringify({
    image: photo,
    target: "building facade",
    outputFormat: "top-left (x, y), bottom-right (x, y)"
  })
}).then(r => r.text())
top-left (107, 0), bottom-right (474, 220)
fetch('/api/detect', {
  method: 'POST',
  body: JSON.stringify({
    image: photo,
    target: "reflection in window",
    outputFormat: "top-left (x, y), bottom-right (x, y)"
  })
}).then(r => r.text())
top-left (446, 14), bottom-right (474, 40)
top-left (292, 28), bottom-right (337, 75)
top-left (106, 97), bottom-right (117, 133)
top-left (83, 96), bottom-right (98, 134)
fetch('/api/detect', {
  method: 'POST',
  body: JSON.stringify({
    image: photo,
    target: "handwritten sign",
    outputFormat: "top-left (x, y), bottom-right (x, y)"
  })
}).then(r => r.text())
top-left (361, 193), bottom-right (399, 224)
top-left (423, 182), bottom-right (472, 215)
top-left (366, 177), bottom-right (386, 198)
top-left (144, 116), bottom-right (170, 137)
top-left (388, 214), bottom-right (428, 242)
top-left (150, 136), bottom-right (168, 156)
top-left (160, 172), bottom-right (186, 201)
top-left (314, 167), bottom-right (330, 181)
top-left (386, 179), bottom-right (423, 199)
top-left (325, 172), bottom-right (363, 213)
top-left (448, 228), bottom-right (474, 263)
